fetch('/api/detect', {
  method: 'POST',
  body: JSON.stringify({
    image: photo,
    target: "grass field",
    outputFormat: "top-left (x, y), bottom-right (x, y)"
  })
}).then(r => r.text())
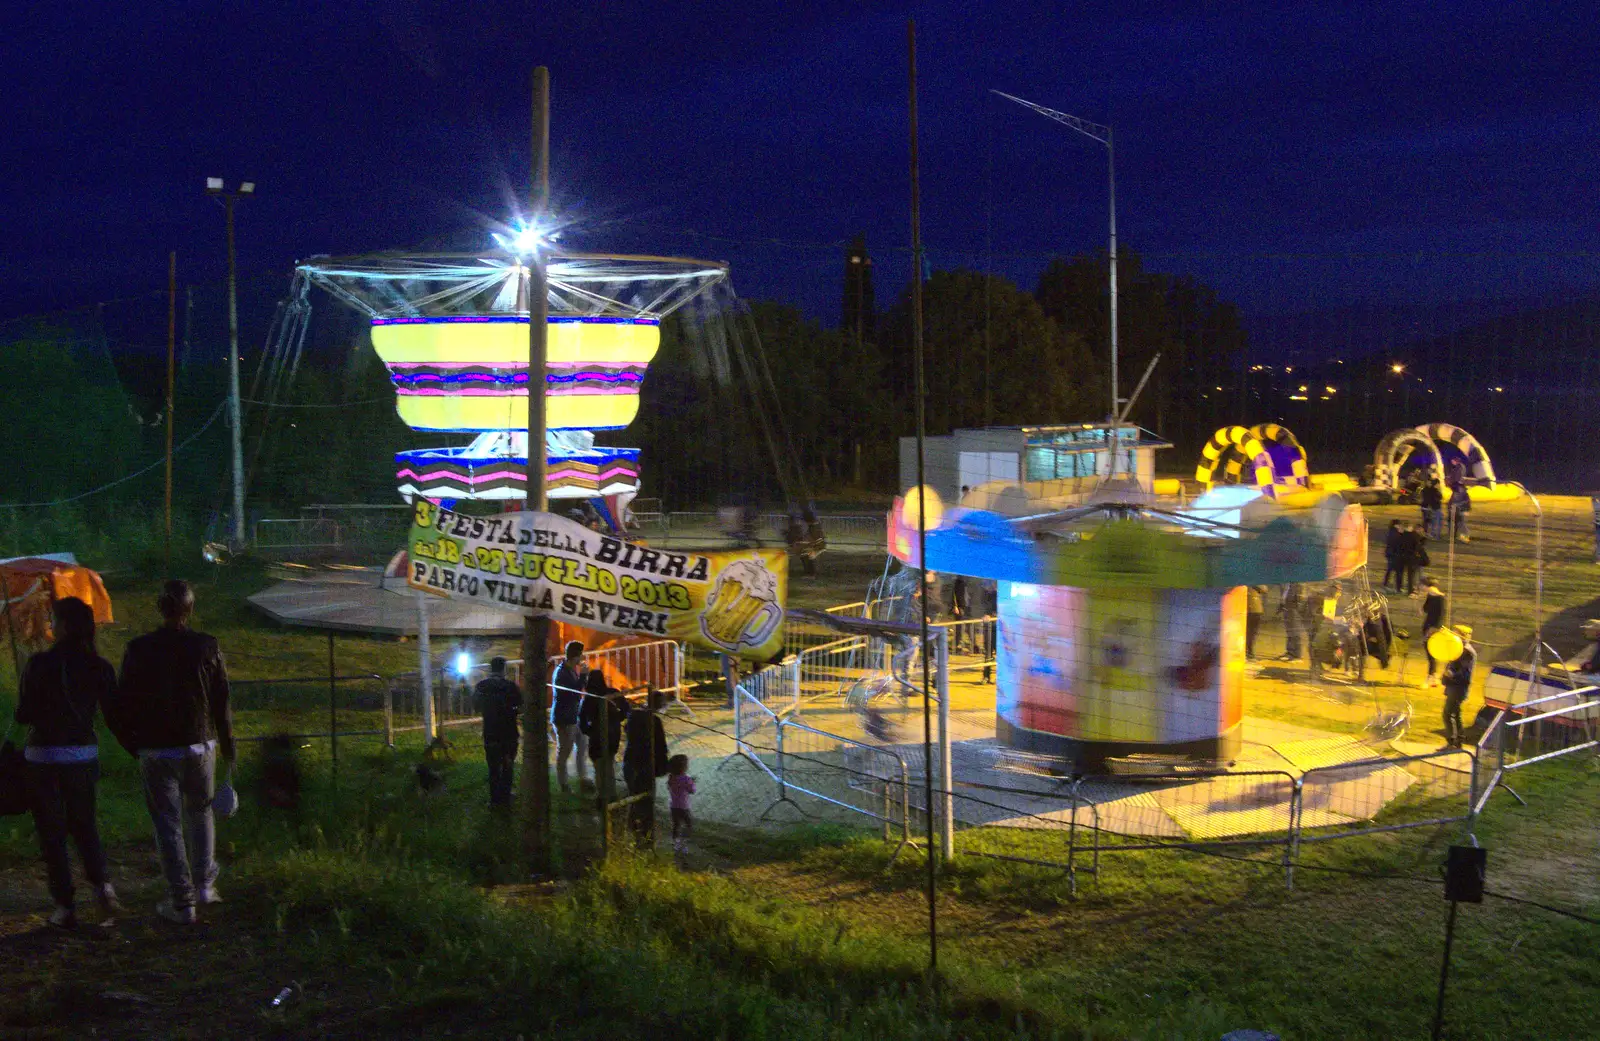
top-left (0, 496), bottom-right (1595, 1038)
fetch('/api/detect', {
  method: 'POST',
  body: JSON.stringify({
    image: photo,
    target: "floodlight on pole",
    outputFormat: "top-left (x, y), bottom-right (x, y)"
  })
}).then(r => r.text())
top-left (991, 90), bottom-right (1119, 425)
top-left (203, 177), bottom-right (256, 551)
top-left (492, 220), bottom-right (550, 257)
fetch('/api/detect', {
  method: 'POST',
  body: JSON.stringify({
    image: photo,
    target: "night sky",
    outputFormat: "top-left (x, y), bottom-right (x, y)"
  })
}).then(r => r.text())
top-left (4, 1), bottom-right (1596, 323)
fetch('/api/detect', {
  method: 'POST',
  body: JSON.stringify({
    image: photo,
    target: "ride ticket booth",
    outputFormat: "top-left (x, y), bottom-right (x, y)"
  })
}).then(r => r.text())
top-left (898, 424), bottom-right (1172, 507)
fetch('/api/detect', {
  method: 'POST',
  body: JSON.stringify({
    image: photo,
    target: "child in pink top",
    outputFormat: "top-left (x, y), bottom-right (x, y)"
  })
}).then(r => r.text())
top-left (666, 754), bottom-right (695, 852)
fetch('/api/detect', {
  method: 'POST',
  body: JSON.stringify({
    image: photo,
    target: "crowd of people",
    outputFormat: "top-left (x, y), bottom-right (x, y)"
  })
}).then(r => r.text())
top-left (478, 641), bottom-right (689, 846)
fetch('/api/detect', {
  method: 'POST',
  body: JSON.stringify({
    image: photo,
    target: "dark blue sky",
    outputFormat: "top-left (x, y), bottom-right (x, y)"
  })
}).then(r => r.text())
top-left (4, 1), bottom-right (1596, 323)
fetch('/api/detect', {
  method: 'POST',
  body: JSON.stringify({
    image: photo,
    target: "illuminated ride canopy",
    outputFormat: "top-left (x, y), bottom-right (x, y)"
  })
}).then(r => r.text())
top-left (889, 486), bottom-right (1368, 771)
top-left (298, 251), bottom-right (728, 504)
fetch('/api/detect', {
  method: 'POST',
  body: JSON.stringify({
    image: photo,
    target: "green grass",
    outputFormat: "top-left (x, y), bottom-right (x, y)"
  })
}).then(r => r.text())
top-left (1, 500), bottom-right (1597, 1038)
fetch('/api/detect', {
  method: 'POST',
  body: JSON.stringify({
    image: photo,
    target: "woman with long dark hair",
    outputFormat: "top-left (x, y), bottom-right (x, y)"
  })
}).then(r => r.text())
top-left (14, 596), bottom-right (122, 927)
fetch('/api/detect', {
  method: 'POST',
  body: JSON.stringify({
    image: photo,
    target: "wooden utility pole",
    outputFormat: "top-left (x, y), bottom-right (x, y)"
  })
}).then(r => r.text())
top-left (165, 251), bottom-right (177, 573)
top-left (521, 65), bottom-right (554, 873)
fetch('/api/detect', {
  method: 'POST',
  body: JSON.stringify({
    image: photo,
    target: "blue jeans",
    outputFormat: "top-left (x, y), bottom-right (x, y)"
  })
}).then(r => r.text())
top-left (140, 747), bottom-right (218, 910)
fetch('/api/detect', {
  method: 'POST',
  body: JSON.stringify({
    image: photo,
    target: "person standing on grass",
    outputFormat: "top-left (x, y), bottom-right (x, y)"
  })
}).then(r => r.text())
top-left (472, 657), bottom-right (522, 810)
top-left (1420, 480), bottom-right (1444, 540)
top-left (580, 670), bottom-right (627, 808)
top-left (14, 597), bottom-right (123, 929)
top-left (1245, 585), bottom-right (1266, 660)
top-left (550, 641), bottom-right (588, 793)
top-left (1448, 479), bottom-right (1472, 543)
top-left (1420, 577), bottom-right (1447, 687)
top-left (1382, 520), bottom-right (1404, 591)
top-left (116, 580), bottom-right (234, 925)
top-left (1400, 522), bottom-right (1430, 596)
top-left (622, 687), bottom-right (670, 840)
top-left (1441, 625), bottom-right (1477, 747)
top-left (1278, 584), bottom-right (1307, 661)
top-left (666, 753), bottom-right (695, 853)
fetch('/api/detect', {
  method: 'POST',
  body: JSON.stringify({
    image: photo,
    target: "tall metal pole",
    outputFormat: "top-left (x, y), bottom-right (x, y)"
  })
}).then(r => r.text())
top-left (1105, 129), bottom-right (1120, 479)
top-left (989, 93), bottom-right (1119, 475)
top-left (521, 65), bottom-right (554, 873)
top-left (907, 18), bottom-right (939, 984)
top-left (165, 251), bottom-right (177, 573)
top-left (224, 196), bottom-right (245, 550)
top-left (1107, 127), bottom-right (1118, 423)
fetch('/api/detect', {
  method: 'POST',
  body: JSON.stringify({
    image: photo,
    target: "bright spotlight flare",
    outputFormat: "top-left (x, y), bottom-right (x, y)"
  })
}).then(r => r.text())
top-left (296, 233), bottom-right (727, 510)
top-left (490, 220), bottom-right (556, 255)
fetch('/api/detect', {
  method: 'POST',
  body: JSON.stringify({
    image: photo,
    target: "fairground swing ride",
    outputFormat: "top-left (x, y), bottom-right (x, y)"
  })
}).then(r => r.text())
top-left (297, 250), bottom-right (719, 524)
top-left (261, 244), bottom-right (819, 537)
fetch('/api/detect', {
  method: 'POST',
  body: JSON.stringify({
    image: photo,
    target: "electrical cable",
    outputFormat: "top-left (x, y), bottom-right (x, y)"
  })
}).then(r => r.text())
top-left (0, 400), bottom-right (226, 509)
top-left (241, 397), bottom-right (391, 408)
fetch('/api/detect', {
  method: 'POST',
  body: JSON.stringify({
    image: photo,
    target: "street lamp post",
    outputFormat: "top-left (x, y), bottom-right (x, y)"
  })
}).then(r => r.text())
top-left (205, 177), bottom-right (255, 552)
top-left (992, 91), bottom-right (1118, 423)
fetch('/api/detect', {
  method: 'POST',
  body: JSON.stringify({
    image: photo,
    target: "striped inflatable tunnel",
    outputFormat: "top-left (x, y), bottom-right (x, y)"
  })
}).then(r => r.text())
top-left (1194, 424), bottom-right (1310, 497)
top-left (1249, 424), bottom-right (1311, 489)
top-left (1194, 426), bottom-right (1275, 494)
top-left (1415, 423), bottom-right (1496, 483)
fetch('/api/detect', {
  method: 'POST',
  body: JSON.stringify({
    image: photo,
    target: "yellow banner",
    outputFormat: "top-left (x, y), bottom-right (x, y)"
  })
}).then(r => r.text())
top-left (406, 501), bottom-right (787, 659)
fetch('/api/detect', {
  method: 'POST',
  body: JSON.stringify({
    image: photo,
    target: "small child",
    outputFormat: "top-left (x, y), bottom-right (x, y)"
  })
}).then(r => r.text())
top-left (666, 754), bottom-right (695, 852)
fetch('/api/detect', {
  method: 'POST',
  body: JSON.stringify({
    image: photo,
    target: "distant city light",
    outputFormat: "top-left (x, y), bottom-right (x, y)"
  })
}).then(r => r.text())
top-left (1492, 386), bottom-right (1504, 392)
top-left (1289, 394), bottom-right (1309, 401)
top-left (1324, 385), bottom-right (1336, 394)
top-left (1391, 363), bottom-right (1405, 374)
top-left (1298, 384), bottom-right (1308, 392)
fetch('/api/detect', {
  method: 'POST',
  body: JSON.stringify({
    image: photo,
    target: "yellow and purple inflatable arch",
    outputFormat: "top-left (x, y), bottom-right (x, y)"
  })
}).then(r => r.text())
top-left (1194, 424), bottom-right (1310, 498)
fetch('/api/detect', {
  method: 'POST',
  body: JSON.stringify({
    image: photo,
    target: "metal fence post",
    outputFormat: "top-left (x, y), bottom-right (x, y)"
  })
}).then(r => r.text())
top-left (882, 778), bottom-right (891, 843)
top-left (775, 719), bottom-right (787, 802)
top-left (327, 632), bottom-right (338, 783)
top-left (1286, 777), bottom-right (1303, 890)
top-left (937, 629), bottom-right (953, 860)
top-left (383, 681), bottom-right (394, 748)
top-left (1067, 777), bottom-right (1079, 897)
top-left (416, 591), bottom-right (435, 741)
top-left (787, 654), bottom-right (801, 716)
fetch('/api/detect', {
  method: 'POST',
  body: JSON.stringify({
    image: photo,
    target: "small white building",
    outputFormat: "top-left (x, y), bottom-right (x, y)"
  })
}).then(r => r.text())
top-left (899, 423), bottom-right (1172, 505)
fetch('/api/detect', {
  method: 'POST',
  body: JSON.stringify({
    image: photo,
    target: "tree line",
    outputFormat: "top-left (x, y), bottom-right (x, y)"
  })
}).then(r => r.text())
top-left (633, 246), bottom-right (1250, 506)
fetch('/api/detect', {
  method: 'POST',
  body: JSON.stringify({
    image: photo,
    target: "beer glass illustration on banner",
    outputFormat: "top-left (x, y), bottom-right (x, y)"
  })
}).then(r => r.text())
top-left (701, 559), bottom-right (783, 651)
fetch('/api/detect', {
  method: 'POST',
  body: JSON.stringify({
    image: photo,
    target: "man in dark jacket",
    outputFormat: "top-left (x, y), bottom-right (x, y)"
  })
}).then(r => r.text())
top-left (1382, 520), bottom-right (1404, 590)
top-left (472, 657), bottom-right (522, 809)
top-left (1441, 625), bottom-right (1476, 747)
top-left (622, 687), bottom-right (670, 840)
top-left (949, 576), bottom-right (971, 652)
top-left (1393, 523), bottom-right (1427, 595)
top-left (116, 580), bottom-right (233, 925)
top-left (1420, 480), bottom-right (1444, 539)
top-left (550, 642), bottom-right (588, 793)
top-left (580, 671), bottom-right (627, 808)
top-left (1420, 577), bottom-right (1447, 685)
